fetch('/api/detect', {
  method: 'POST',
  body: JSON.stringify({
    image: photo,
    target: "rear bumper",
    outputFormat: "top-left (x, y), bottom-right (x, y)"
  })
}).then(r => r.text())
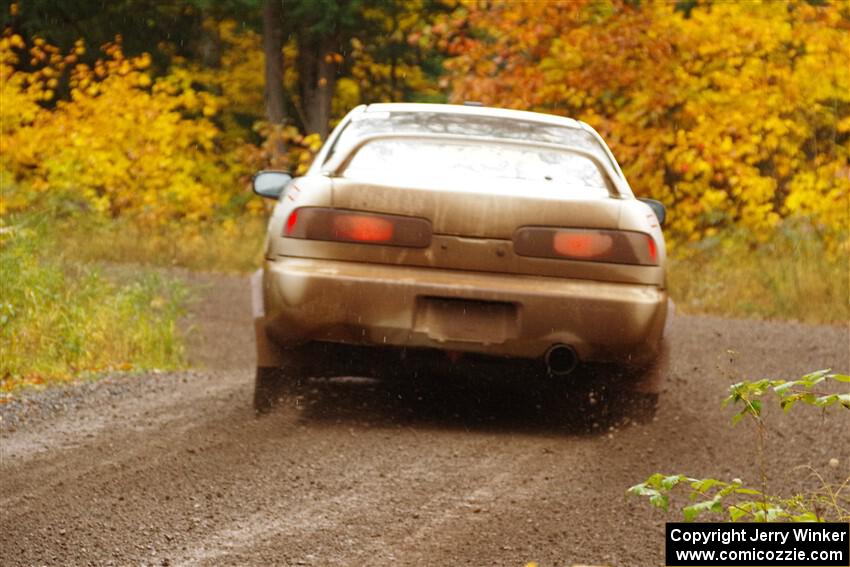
top-left (258, 257), bottom-right (668, 366)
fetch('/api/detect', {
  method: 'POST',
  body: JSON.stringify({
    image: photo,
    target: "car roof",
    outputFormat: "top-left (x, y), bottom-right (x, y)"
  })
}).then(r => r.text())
top-left (363, 103), bottom-right (585, 130)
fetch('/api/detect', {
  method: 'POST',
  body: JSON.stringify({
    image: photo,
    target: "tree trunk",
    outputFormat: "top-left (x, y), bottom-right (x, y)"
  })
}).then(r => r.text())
top-left (297, 34), bottom-right (337, 139)
top-left (198, 18), bottom-right (223, 69)
top-left (262, 0), bottom-right (286, 126)
top-left (390, 8), bottom-right (399, 101)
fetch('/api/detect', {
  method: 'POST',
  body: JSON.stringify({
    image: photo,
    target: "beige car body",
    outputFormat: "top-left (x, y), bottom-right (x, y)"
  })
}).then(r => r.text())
top-left (253, 103), bottom-right (669, 383)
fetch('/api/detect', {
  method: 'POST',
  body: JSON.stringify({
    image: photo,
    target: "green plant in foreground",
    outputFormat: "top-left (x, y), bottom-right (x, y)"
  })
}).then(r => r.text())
top-left (726, 370), bottom-right (850, 421)
top-left (629, 370), bottom-right (850, 522)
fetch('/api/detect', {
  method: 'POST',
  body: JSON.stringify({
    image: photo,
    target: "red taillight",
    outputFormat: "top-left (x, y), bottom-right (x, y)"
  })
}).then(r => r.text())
top-left (332, 215), bottom-right (394, 242)
top-left (284, 208), bottom-right (299, 235)
top-left (553, 232), bottom-right (613, 258)
top-left (647, 236), bottom-right (657, 264)
top-left (283, 207), bottom-right (431, 248)
top-left (514, 227), bottom-right (659, 266)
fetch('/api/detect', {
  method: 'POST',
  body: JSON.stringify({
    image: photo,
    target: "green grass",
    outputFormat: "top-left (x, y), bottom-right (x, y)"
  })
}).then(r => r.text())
top-left (59, 214), bottom-right (268, 273)
top-left (0, 213), bottom-right (188, 395)
top-left (668, 224), bottom-right (848, 325)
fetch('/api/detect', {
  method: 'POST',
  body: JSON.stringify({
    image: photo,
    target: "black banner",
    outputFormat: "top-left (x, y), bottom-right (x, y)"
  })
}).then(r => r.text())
top-left (666, 523), bottom-right (849, 566)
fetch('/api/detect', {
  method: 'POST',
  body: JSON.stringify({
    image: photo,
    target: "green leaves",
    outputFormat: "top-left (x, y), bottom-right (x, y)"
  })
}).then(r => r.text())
top-left (630, 369), bottom-right (848, 523)
top-left (728, 505), bottom-right (749, 522)
top-left (627, 474), bottom-right (682, 512)
top-left (683, 496), bottom-right (722, 522)
top-left (629, 473), bottom-right (824, 523)
top-left (628, 473), bottom-right (689, 512)
top-left (724, 370), bottom-right (850, 423)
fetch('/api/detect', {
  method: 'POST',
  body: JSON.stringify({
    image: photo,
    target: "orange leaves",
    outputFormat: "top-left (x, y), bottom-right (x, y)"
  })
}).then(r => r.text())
top-left (3, 3), bottom-right (846, 252)
top-left (442, 1), bottom-right (850, 246)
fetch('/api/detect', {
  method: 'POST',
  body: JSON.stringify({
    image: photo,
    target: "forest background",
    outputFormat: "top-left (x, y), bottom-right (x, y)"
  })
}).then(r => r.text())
top-left (1, 0), bottom-right (848, 390)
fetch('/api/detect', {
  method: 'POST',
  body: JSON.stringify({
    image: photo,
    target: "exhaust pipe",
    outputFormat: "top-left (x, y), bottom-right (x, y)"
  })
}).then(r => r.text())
top-left (545, 344), bottom-right (578, 376)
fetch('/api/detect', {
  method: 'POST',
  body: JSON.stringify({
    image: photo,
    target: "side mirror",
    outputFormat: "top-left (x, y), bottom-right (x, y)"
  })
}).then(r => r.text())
top-left (638, 198), bottom-right (666, 226)
top-left (253, 170), bottom-right (293, 199)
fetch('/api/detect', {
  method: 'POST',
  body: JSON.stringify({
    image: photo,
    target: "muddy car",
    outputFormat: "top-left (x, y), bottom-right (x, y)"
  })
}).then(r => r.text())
top-left (251, 103), bottom-right (670, 413)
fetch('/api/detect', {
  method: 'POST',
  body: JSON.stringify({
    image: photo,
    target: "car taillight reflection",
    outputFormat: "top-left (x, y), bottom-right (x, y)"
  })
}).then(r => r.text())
top-left (283, 207), bottom-right (431, 248)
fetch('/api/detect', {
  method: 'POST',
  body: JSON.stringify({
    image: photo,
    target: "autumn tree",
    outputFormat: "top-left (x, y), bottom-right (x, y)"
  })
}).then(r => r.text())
top-left (349, 0), bottom-right (451, 104)
top-left (436, 0), bottom-right (850, 246)
top-left (278, 0), bottom-right (448, 137)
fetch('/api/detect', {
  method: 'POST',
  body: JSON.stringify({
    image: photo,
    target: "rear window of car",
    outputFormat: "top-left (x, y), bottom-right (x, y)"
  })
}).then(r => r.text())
top-left (342, 111), bottom-right (601, 149)
top-left (341, 138), bottom-right (610, 196)
top-left (324, 110), bottom-right (620, 181)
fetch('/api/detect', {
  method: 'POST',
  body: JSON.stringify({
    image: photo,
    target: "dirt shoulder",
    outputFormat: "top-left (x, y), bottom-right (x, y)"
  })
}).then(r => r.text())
top-left (1, 273), bottom-right (848, 567)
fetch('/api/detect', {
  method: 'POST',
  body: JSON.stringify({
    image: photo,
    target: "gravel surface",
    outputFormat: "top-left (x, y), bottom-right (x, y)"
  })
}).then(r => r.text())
top-left (1, 273), bottom-right (848, 566)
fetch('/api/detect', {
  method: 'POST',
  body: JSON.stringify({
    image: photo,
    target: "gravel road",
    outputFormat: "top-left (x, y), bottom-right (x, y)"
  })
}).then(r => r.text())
top-left (2, 273), bottom-right (848, 567)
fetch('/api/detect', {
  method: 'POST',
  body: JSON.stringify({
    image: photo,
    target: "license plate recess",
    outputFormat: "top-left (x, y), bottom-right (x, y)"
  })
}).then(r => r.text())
top-left (414, 296), bottom-right (519, 344)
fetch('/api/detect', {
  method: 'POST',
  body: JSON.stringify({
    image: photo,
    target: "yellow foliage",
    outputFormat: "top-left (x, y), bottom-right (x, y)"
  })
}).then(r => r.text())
top-left (1, 33), bottom-right (261, 224)
top-left (188, 19), bottom-right (266, 143)
top-left (5, 4), bottom-right (846, 252)
top-left (180, 19), bottom-right (319, 175)
top-left (440, 0), bottom-right (850, 247)
top-left (254, 123), bottom-right (323, 175)
top-left (350, 0), bottom-right (443, 103)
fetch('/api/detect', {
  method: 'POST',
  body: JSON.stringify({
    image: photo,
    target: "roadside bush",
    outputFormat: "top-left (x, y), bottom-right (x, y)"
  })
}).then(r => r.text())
top-left (0, 212), bottom-right (188, 394)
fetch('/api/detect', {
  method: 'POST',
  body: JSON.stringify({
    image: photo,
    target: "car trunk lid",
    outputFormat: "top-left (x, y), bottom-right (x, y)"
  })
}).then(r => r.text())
top-left (331, 176), bottom-right (622, 239)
